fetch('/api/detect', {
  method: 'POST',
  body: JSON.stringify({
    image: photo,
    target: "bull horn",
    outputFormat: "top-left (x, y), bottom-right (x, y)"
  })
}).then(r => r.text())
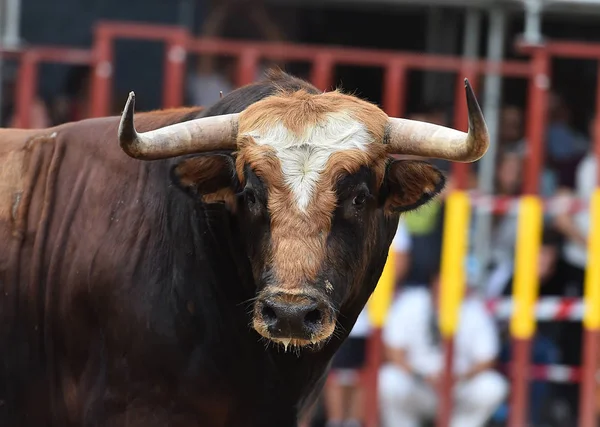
top-left (385, 79), bottom-right (489, 162)
top-left (118, 91), bottom-right (239, 160)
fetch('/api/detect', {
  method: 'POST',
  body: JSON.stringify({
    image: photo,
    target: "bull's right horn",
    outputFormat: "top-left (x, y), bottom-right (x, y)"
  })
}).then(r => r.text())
top-left (385, 79), bottom-right (489, 162)
top-left (118, 92), bottom-right (239, 160)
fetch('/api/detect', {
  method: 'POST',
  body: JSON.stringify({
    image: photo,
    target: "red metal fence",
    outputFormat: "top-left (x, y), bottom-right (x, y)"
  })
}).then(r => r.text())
top-left (2, 18), bottom-right (600, 427)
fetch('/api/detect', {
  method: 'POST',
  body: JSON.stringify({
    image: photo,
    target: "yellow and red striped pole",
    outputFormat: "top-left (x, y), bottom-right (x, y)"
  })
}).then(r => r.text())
top-left (508, 195), bottom-right (543, 427)
top-left (363, 246), bottom-right (397, 427)
top-left (436, 190), bottom-right (471, 427)
top-left (578, 189), bottom-right (600, 427)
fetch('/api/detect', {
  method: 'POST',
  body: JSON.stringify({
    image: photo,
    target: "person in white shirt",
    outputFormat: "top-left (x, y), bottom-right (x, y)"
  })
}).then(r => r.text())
top-left (321, 219), bottom-right (412, 427)
top-left (378, 279), bottom-right (508, 427)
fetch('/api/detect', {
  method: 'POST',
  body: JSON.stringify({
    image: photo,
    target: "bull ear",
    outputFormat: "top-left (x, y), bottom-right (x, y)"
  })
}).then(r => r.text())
top-left (171, 153), bottom-right (239, 211)
top-left (382, 160), bottom-right (446, 214)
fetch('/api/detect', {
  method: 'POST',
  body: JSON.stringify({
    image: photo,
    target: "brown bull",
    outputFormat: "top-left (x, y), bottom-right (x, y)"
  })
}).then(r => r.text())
top-left (0, 69), bottom-right (488, 427)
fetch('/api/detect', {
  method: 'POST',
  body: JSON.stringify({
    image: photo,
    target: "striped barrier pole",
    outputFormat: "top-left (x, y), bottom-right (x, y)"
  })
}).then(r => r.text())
top-left (436, 191), bottom-right (471, 427)
top-left (578, 189), bottom-right (600, 427)
top-left (508, 195), bottom-right (543, 427)
top-left (364, 248), bottom-right (397, 427)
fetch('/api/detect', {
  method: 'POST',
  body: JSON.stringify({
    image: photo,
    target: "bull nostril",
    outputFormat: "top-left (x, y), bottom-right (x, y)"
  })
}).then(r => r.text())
top-left (261, 305), bottom-right (278, 326)
top-left (303, 309), bottom-right (323, 327)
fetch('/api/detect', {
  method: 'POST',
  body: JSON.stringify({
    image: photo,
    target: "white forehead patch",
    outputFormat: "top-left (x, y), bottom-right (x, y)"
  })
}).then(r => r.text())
top-left (244, 112), bottom-right (372, 211)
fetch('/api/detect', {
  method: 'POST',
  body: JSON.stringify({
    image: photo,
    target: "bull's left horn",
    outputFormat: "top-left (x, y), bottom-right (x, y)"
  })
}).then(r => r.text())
top-left (118, 91), bottom-right (239, 160)
top-left (385, 79), bottom-right (489, 162)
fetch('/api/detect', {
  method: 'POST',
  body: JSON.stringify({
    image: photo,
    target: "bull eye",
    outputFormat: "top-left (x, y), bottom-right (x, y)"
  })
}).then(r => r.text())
top-left (352, 192), bottom-right (368, 207)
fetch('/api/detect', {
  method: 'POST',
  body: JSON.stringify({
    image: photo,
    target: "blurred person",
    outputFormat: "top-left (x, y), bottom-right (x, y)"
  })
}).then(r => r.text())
top-left (489, 225), bottom-right (566, 425)
top-left (7, 97), bottom-right (51, 129)
top-left (553, 116), bottom-right (598, 416)
top-left (50, 65), bottom-right (91, 125)
top-left (554, 116), bottom-right (597, 282)
top-left (378, 276), bottom-right (508, 427)
top-left (323, 219), bottom-right (411, 427)
top-left (498, 105), bottom-right (526, 156)
top-left (188, 0), bottom-right (286, 107)
top-left (546, 91), bottom-right (589, 188)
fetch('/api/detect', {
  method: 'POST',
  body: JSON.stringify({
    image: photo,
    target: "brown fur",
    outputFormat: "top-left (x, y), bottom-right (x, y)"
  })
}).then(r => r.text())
top-left (237, 89), bottom-right (388, 143)
top-left (384, 160), bottom-right (445, 213)
top-left (233, 90), bottom-right (390, 291)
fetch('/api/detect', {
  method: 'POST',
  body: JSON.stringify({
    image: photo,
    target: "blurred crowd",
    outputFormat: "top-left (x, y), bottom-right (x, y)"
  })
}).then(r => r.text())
top-left (299, 95), bottom-right (598, 427)
top-left (1, 39), bottom-right (597, 427)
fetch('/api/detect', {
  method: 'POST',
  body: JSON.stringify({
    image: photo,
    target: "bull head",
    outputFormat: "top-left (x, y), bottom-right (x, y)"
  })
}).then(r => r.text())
top-left (118, 77), bottom-right (488, 351)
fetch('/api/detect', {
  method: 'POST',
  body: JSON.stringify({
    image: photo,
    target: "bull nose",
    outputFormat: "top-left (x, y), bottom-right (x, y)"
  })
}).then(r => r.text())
top-left (260, 299), bottom-right (325, 339)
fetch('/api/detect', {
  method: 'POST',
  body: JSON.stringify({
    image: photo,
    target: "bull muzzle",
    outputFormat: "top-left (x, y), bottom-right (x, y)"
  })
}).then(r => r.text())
top-left (253, 292), bottom-right (336, 350)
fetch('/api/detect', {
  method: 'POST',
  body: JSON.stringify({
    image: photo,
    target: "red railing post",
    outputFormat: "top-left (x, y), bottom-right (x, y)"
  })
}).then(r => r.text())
top-left (435, 68), bottom-right (478, 427)
top-left (163, 29), bottom-right (188, 109)
top-left (507, 44), bottom-right (550, 427)
top-left (577, 57), bottom-right (600, 427)
top-left (90, 25), bottom-right (114, 118)
top-left (236, 49), bottom-right (260, 87)
top-left (14, 51), bottom-right (39, 128)
top-left (310, 53), bottom-right (334, 91)
top-left (382, 60), bottom-right (407, 118)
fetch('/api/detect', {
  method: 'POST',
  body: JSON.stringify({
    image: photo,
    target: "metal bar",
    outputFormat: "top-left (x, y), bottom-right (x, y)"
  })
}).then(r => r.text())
top-left (185, 38), bottom-right (532, 77)
top-left (436, 14), bottom-right (483, 426)
top-left (523, 0), bottom-right (544, 46)
top-left (310, 53), bottom-right (333, 92)
top-left (382, 61), bottom-right (407, 118)
top-left (596, 63), bottom-right (600, 187)
top-left (90, 26), bottom-right (114, 118)
top-left (364, 329), bottom-right (383, 427)
top-left (14, 51), bottom-right (37, 128)
top-left (236, 49), bottom-right (259, 87)
top-left (4, 0), bottom-right (21, 48)
top-left (579, 329), bottom-right (600, 427)
top-left (473, 6), bottom-right (507, 289)
top-left (578, 72), bottom-right (600, 426)
top-left (96, 21), bottom-right (188, 42)
top-left (523, 48), bottom-right (550, 195)
top-left (436, 338), bottom-right (455, 427)
top-left (437, 192), bottom-right (471, 427)
top-left (162, 30), bottom-right (188, 109)
top-left (463, 8), bottom-right (482, 59)
top-left (508, 196), bottom-right (544, 427)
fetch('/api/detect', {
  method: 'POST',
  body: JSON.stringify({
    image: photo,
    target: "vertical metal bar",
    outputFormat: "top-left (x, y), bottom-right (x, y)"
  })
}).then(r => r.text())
top-left (4, 0), bottom-right (21, 48)
top-left (595, 61), bottom-right (600, 188)
top-left (163, 30), bottom-right (188, 109)
top-left (90, 26), bottom-right (114, 118)
top-left (437, 72), bottom-right (477, 427)
top-left (473, 7), bottom-right (506, 288)
top-left (524, 0), bottom-right (544, 46)
top-left (463, 8), bottom-right (482, 59)
top-left (523, 48), bottom-right (550, 195)
top-left (508, 46), bottom-right (549, 427)
top-left (577, 60), bottom-right (600, 427)
top-left (579, 330), bottom-right (600, 427)
top-left (310, 53), bottom-right (333, 92)
top-left (382, 61), bottom-right (407, 119)
top-left (364, 329), bottom-right (382, 427)
top-left (236, 49), bottom-right (259, 88)
top-left (508, 196), bottom-right (544, 427)
top-left (14, 51), bottom-right (37, 128)
top-left (436, 191), bottom-right (471, 427)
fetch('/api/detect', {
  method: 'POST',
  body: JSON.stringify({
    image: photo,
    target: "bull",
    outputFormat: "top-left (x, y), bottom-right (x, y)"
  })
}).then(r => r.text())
top-left (0, 69), bottom-right (488, 427)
